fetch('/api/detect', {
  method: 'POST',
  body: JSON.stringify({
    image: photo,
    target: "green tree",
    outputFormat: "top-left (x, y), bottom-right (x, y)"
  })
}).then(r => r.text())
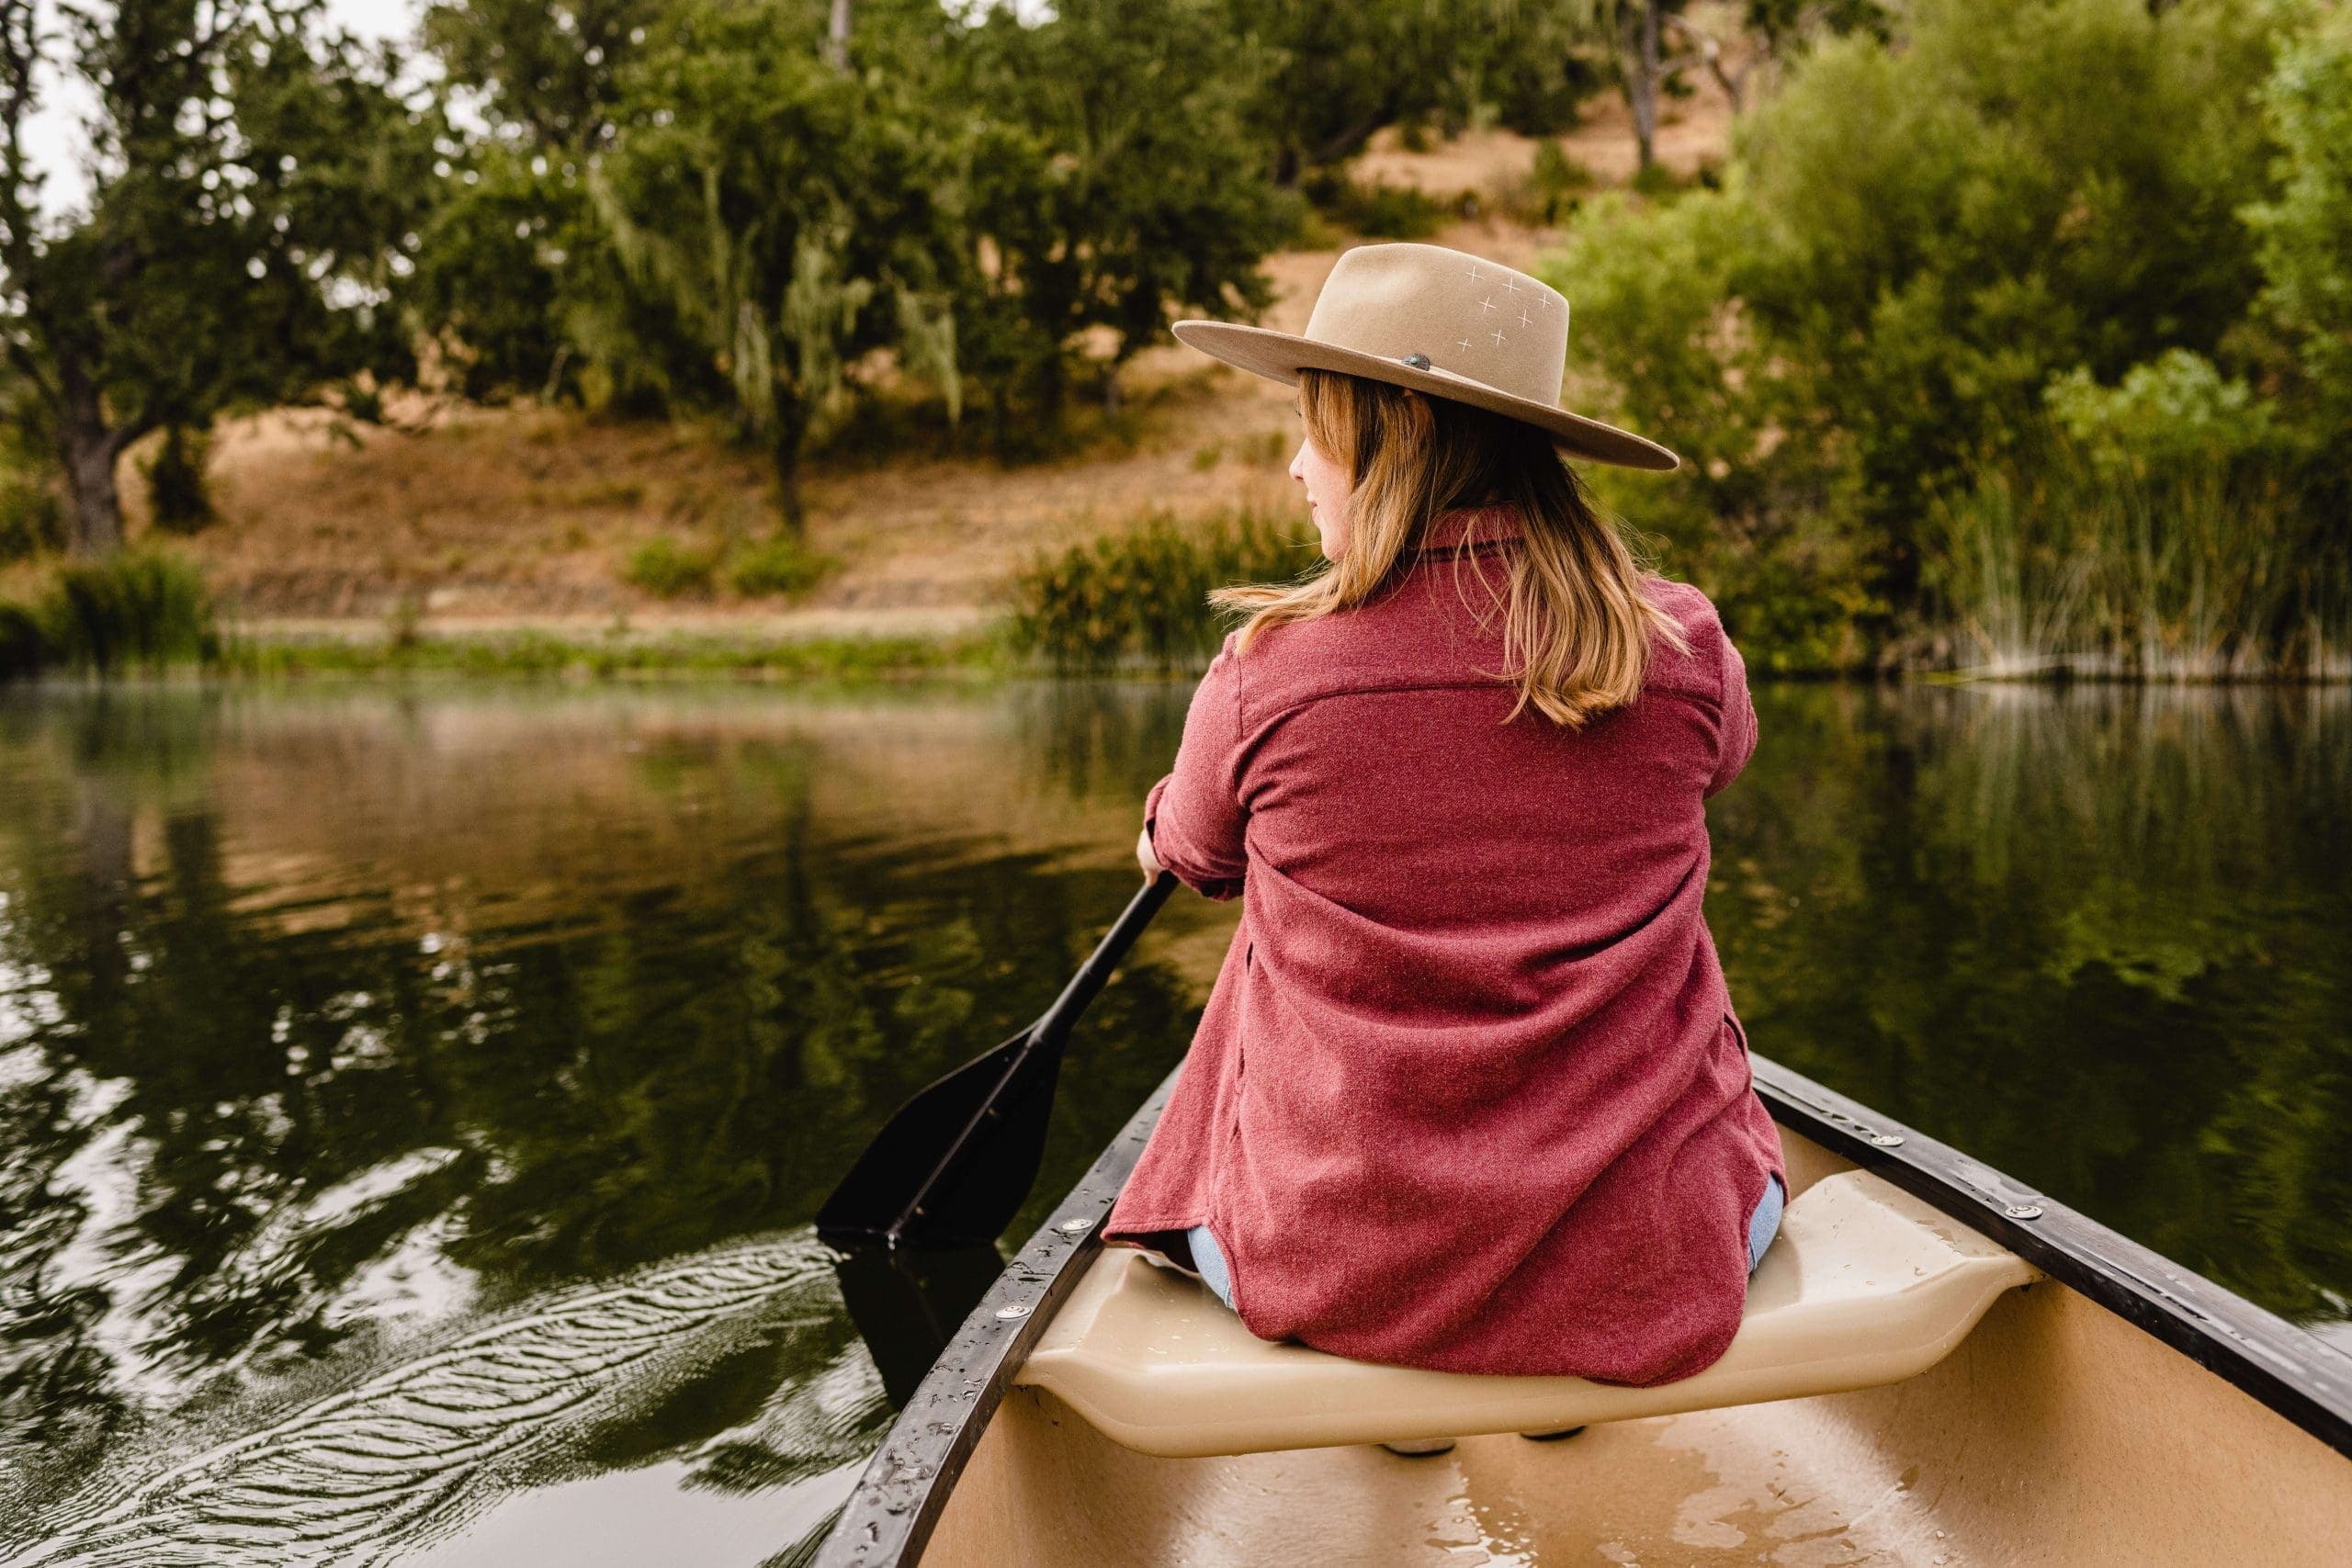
top-left (2240, 0), bottom-right (2352, 430)
top-left (1553, 0), bottom-right (2304, 663)
top-left (578, 0), bottom-right (965, 530)
top-left (423, 0), bottom-right (662, 153)
top-left (952, 0), bottom-right (1301, 443)
top-left (410, 0), bottom-right (727, 412)
top-left (0, 0), bottom-right (443, 555)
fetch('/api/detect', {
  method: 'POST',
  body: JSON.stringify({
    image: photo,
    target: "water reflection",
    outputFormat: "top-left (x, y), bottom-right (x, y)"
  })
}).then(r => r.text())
top-left (0, 676), bottom-right (2344, 1562)
top-left (1709, 682), bottom-right (2352, 1340)
top-left (0, 682), bottom-right (1216, 1564)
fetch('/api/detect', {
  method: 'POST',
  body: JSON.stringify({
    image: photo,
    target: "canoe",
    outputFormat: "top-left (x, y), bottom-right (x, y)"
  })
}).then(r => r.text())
top-left (813, 1054), bottom-right (2352, 1566)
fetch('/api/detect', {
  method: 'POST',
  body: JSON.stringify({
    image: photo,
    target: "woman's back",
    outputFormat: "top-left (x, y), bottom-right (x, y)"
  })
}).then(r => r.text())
top-left (1102, 502), bottom-right (1785, 1385)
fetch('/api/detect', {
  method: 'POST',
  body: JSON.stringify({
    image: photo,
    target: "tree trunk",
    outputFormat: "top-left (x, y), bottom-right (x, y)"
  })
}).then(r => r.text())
top-left (769, 396), bottom-right (810, 536)
top-left (1621, 2), bottom-right (1662, 173)
top-left (61, 415), bottom-right (124, 558)
top-left (824, 0), bottom-right (853, 73)
top-left (1035, 350), bottom-right (1068, 432)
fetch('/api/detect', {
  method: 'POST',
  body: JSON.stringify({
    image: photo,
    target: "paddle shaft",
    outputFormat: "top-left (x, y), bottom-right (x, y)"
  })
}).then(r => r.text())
top-left (881, 870), bottom-right (1179, 1245)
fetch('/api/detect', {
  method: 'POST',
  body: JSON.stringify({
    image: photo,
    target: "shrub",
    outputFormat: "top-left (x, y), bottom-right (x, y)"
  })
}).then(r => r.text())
top-left (1005, 506), bottom-right (1317, 671)
top-left (144, 425), bottom-right (216, 534)
top-left (724, 534), bottom-right (833, 598)
top-left (0, 599), bottom-right (44, 679)
top-left (1490, 141), bottom-right (1596, 226)
top-left (1310, 172), bottom-right (1446, 239)
top-left (0, 468), bottom-right (62, 561)
top-left (622, 536), bottom-right (720, 597)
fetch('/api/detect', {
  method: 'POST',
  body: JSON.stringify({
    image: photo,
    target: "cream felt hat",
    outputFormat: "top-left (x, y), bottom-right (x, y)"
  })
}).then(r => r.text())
top-left (1171, 241), bottom-right (1679, 472)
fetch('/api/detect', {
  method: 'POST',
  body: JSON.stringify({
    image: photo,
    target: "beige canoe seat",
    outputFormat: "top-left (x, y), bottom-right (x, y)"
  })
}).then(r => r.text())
top-left (1015, 1168), bottom-right (2046, 1458)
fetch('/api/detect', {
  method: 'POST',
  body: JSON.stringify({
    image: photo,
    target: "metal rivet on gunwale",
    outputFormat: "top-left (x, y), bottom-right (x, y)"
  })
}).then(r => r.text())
top-left (996, 1302), bottom-right (1032, 1320)
top-left (2005, 1203), bottom-right (2044, 1220)
top-left (1057, 1217), bottom-right (1094, 1235)
top-left (1869, 1133), bottom-right (1905, 1147)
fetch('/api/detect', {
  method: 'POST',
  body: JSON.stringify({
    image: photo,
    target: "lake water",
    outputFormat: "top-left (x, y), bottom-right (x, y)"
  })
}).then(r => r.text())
top-left (0, 677), bottom-right (2345, 1564)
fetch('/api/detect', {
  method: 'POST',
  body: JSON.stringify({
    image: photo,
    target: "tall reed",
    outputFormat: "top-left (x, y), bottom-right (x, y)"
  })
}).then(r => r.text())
top-left (0, 548), bottom-right (221, 678)
top-left (1922, 440), bottom-right (2343, 681)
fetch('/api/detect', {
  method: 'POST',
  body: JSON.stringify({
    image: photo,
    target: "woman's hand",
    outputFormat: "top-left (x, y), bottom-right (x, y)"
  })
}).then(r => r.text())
top-left (1136, 824), bottom-right (1161, 882)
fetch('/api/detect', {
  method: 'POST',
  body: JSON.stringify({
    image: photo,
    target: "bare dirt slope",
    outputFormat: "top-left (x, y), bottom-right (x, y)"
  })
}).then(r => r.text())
top-left (116, 81), bottom-right (1734, 642)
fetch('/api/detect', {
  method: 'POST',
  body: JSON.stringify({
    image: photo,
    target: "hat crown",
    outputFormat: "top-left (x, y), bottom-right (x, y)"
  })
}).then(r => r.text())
top-left (1301, 243), bottom-right (1570, 407)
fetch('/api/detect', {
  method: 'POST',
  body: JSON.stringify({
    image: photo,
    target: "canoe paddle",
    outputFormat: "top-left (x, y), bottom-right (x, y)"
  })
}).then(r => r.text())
top-left (815, 870), bottom-right (1180, 1249)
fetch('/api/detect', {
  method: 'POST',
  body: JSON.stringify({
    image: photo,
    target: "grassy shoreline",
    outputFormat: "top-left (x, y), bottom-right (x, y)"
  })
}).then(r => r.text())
top-left (210, 624), bottom-right (1015, 682)
top-left (7, 614), bottom-right (2345, 688)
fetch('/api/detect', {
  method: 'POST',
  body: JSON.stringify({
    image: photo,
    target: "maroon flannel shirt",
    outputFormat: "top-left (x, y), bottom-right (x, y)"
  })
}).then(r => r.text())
top-left (1102, 502), bottom-right (1785, 1383)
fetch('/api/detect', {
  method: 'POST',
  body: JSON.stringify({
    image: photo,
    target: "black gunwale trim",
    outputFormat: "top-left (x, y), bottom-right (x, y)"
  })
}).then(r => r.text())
top-left (814, 1064), bottom-right (1181, 1567)
top-left (1749, 1055), bottom-right (2352, 1458)
top-left (816, 1052), bottom-right (2352, 1565)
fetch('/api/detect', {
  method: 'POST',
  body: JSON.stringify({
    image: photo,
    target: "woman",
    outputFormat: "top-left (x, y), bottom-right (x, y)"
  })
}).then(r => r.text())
top-left (1100, 243), bottom-right (1786, 1455)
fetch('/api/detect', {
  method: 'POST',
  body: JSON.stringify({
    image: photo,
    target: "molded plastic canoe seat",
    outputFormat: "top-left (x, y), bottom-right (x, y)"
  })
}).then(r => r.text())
top-left (1014, 1169), bottom-right (2045, 1458)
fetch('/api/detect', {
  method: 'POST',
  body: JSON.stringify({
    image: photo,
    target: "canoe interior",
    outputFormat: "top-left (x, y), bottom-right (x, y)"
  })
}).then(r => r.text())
top-left (916, 1122), bottom-right (2352, 1567)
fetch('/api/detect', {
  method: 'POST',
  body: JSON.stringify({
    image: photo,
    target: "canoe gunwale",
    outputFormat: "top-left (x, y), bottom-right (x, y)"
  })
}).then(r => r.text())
top-left (813, 1054), bottom-right (2352, 1567)
top-left (1750, 1055), bottom-right (2352, 1460)
top-left (815, 1064), bottom-right (1182, 1568)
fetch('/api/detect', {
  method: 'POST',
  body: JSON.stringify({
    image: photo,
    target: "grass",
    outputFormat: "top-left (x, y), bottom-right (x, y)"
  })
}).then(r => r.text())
top-left (216, 625), bottom-right (1008, 682)
top-left (0, 547), bottom-right (221, 677)
top-left (0, 542), bottom-right (964, 686)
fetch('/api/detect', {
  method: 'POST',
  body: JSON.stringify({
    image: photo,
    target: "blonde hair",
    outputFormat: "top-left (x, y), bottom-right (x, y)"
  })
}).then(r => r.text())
top-left (1211, 368), bottom-right (1691, 728)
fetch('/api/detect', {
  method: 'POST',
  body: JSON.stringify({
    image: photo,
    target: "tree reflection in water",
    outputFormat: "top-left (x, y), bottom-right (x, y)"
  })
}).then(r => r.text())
top-left (0, 683), bottom-right (1209, 1561)
top-left (0, 677), bottom-right (2344, 1563)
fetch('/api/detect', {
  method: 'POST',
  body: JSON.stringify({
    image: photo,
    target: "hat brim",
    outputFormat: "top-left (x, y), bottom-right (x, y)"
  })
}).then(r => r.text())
top-left (1170, 319), bottom-right (1680, 473)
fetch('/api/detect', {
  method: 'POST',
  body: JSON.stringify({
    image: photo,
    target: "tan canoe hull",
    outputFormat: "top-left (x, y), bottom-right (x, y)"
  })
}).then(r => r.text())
top-left (920, 1123), bottom-right (2352, 1566)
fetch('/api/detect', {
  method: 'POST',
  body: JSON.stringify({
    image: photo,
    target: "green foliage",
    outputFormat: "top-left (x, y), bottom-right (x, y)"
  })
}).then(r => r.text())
top-left (0, 468), bottom-right (62, 562)
top-left (404, 148), bottom-right (605, 405)
top-left (1307, 172), bottom-right (1448, 238)
top-left (1490, 141), bottom-right (1598, 227)
top-left (1225, 0), bottom-right (1589, 181)
top-left (2043, 348), bottom-right (2282, 477)
top-left (724, 535), bottom-right (833, 599)
top-left (220, 626), bottom-right (1000, 681)
top-left (947, 0), bottom-right (1301, 454)
top-left (143, 426), bottom-right (215, 535)
top-left (0, 599), bottom-right (41, 678)
top-left (0, 0), bottom-right (447, 553)
top-left (422, 0), bottom-right (662, 152)
top-left (1550, 0), bottom-right (2346, 674)
top-left (576, 0), bottom-right (967, 523)
top-left (1004, 506), bottom-right (1317, 671)
top-left (2239, 0), bottom-right (2352, 421)
top-left (1463, 8), bottom-right (1611, 139)
top-left (622, 537), bottom-right (722, 598)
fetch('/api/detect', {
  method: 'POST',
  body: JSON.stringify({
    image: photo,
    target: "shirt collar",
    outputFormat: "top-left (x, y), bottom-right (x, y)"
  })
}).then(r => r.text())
top-left (1412, 502), bottom-right (1525, 559)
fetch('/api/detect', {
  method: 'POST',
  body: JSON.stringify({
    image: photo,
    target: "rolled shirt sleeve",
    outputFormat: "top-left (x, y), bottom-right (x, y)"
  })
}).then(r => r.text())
top-left (1145, 634), bottom-right (1250, 899)
top-left (1703, 621), bottom-right (1758, 799)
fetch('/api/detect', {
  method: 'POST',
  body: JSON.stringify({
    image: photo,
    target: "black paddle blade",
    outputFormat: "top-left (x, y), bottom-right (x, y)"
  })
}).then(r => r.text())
top-left (831, 1244), bottom-right (1008, 1407)
top-left (814, 1029), bottom-right (1064, 1249)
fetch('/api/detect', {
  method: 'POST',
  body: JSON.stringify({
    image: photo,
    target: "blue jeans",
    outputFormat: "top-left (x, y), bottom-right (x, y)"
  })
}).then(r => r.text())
top-left (1183, 1171), bottom-right (1785, 1313)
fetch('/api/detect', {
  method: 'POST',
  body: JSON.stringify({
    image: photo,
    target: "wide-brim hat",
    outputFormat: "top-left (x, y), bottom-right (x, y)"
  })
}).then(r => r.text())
top-left (1170, 241), bottom-right (1679, 472)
